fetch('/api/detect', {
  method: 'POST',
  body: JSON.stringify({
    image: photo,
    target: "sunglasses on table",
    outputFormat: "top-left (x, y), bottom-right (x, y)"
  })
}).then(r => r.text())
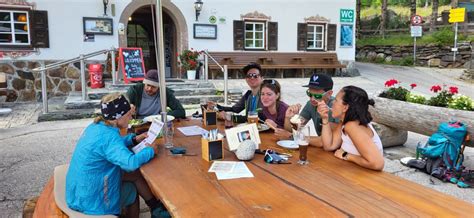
top-left (306, 90), bottom-right (327, 100)
top-left (263, 149), bottom-right (290, 164)
top-left (246, 73), bottom-right (261, 79)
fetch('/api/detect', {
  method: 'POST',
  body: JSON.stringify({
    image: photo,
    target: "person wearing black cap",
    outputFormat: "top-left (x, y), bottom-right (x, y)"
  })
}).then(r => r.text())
top-left (284, 73), bottom-right (339, 146)
top-left (126, 69), bottom-right (185, 119)
top-left (211, 62), bottom-right (264, 115)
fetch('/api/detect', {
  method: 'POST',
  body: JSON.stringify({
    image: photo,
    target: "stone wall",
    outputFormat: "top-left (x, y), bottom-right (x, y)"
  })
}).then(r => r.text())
top-left (0, 61), bottom-right (102, 102)
top-left (356, 44), bottom-right (472, 68)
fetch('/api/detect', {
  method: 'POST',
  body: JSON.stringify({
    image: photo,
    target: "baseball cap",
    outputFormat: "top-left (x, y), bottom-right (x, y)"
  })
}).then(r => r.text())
top-left (143, 69), bottom-right (159, 87)
top-left (302, 73), bottom-right (333, 91)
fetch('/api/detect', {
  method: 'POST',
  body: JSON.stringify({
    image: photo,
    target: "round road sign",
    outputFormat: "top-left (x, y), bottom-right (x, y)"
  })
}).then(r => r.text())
top-left (411, 15), bottom-right (423, 25)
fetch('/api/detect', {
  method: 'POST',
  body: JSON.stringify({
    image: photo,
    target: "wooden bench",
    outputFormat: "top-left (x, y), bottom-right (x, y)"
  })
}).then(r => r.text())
top-left (207, 51), bottom-right (346, 79)
top-left (33, 176), bottom-right (68, 218)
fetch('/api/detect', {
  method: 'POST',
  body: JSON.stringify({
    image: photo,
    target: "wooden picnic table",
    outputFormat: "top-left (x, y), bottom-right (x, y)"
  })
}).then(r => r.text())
top-left (140, 119), bottom-right (473, 217)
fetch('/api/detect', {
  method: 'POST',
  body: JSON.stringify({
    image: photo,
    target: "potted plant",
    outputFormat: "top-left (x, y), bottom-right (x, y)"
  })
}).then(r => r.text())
top-left (371, 79), bottom-right (473, 146)
top-left (178, 49), bottom-right (200, 80)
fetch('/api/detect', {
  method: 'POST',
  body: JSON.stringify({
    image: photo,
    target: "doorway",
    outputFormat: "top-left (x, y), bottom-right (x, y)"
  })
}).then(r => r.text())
top-left (127, 6), bottom-right (176, 78)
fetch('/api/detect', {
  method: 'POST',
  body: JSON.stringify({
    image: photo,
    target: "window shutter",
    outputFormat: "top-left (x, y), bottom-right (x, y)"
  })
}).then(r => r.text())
top-left (327, 24), bottom-right (337, 51)
top-left (233, 20), bottom-right (244, 50)
top-left (30, 10), bottom-right (49, 48)
top-left (267, 22), bottom-right (278, 51)
top-left (297, 23), bottom-right (307, 51)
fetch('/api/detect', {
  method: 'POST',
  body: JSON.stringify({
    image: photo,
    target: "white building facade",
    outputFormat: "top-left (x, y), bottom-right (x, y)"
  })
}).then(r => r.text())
top-left (0, 0), bottom-right (356, 101)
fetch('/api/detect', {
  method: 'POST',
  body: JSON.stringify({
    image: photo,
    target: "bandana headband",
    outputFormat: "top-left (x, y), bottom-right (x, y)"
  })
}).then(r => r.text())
top-left (101, 95), bottom-right (131, 120)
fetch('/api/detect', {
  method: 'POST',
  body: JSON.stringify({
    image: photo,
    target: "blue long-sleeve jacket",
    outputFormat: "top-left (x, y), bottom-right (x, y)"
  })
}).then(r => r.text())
top-left (65, 122), bottom-right (154, 215)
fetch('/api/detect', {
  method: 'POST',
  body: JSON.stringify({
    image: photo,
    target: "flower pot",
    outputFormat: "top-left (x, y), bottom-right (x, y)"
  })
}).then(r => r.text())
top-left (187, 70), bottom-right (196, 80)
top-left (369, 96), bottom-right (474, 147)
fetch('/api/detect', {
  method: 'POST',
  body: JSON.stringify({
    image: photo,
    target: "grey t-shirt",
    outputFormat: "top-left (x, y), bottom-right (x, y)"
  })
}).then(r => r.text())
top-left (299, 97), bottom-right (338, 136)
top-left (138, 92), bottom-right (162, 119)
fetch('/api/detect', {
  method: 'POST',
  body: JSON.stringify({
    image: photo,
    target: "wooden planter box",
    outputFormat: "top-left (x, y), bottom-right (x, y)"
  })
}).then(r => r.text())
top-left (369, 96), bottom-right (474, 147)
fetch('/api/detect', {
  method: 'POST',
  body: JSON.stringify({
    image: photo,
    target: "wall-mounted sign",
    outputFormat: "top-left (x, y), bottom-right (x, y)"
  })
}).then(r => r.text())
top-left (83, 17), bottom-right (113, 35)
top-left (340, 9), bottom-right (354, 23)
top-left (119, 47), bottom-right (146, 84)
top-left (340, 24), bottom-right (353, 47)
top-left (193, 24), bottom-right (217, 39)
top-left (209, 15), bottom-right (217, 24)
top-left (218, 16), bottom-right (226, 24)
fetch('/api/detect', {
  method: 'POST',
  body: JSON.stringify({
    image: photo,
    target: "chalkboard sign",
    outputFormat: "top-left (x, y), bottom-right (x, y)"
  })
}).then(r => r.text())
top-left (119, 47), bottom-right (146, 83)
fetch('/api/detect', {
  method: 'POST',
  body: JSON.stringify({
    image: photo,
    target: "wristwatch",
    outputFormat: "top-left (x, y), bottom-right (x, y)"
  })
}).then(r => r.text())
top-left (342, 151), bottom-right (349, 160)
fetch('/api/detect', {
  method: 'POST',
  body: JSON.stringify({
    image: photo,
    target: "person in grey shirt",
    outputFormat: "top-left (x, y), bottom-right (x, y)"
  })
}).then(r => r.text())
top-left (284, 73), bottom-right (339, 148)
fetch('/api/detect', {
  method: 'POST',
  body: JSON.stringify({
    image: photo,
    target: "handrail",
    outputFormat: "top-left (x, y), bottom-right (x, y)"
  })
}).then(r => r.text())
top-left (202, 50), bottom-right (228, 105)
top-left (31, 47), bottom-right (117, 114)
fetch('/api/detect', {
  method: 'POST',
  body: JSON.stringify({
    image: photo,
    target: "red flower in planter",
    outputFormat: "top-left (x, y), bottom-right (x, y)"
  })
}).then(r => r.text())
top-left (384, 79), bottom-right (398, 87)
top-left (410, 83), bottom-right (417, 89)
top-left (449, 86), bottom-right (459, 94)
top-left (430, 85), bottom-right (442, 93)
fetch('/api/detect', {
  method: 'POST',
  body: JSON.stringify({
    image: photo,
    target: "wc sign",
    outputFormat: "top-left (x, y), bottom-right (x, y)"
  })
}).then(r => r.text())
top-left (340, 9), bottom-right (354, 23)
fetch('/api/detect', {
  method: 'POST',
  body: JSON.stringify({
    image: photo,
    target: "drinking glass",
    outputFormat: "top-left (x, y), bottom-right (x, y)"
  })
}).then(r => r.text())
top-left (164, 121), bottom-right (174, 149)
top-left (224, 112), bottom-right (233, 129)
top-left (247, 111), bottom-right (259, 128)
top-left (295, 125), bottom-right (310, 165)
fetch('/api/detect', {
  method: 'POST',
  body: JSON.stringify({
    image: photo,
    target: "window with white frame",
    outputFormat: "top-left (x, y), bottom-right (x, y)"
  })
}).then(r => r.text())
top-left (307, 24), bottom-right (324, 50)
top-left (0, 10), bottom-right (30, 46)
top-left (244, 22), bottom-right (265, 49)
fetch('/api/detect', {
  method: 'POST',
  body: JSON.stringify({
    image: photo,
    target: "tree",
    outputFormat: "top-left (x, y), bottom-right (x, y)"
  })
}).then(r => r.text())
top-left (380, 0), bottom-right (387, 38)
top-left (430, 0), bottom-right (439, 32)
top-left (451, 0), bottom-right (458, 8)
top-left (357, 0), bottom-right (361, 38)
top-left (410, 0), bottom-right (416, 19)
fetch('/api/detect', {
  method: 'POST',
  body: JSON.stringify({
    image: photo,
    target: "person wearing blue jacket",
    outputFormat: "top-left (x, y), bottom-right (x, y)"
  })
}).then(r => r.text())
top-left (66, 93), bottom-right (169, 217)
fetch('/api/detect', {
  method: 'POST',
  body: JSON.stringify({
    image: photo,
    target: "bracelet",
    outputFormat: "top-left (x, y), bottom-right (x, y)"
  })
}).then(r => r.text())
top-left (322, 120), bottom-right (329, 125)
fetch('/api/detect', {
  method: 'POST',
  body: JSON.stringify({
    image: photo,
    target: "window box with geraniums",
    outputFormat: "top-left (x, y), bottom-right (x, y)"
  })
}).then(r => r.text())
top-left (370, 79), bottom-right (473, 146)
top-left (178, 49), bottom-right (200, 80)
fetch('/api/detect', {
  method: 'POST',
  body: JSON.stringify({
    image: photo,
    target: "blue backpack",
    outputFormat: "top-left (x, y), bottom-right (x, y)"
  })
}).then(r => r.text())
top-left (418, 121), bottom-right (467, 171)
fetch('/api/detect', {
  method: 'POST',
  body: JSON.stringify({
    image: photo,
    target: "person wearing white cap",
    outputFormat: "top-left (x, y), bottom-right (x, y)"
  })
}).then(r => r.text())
top-left (127, 69), bottom-right (185, 119)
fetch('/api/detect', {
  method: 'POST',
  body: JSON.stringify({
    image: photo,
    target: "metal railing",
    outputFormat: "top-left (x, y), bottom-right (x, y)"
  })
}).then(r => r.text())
top-left (202, 50), bottom-right (228, 105)
top-left (31, 47), bottom-right (117, 114)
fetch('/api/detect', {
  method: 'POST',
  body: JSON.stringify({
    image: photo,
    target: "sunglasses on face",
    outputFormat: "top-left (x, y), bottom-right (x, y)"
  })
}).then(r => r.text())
top-left (306, 90), bottom-right (327, 100)
top-left (246, 73), bottom-right (260, 79)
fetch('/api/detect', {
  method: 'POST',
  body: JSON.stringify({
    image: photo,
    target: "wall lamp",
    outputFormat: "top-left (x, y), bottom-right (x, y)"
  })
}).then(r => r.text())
top-left (194, 0), bottom-right (203, 21)
top-left (103, 0), bottom-right (109, 16)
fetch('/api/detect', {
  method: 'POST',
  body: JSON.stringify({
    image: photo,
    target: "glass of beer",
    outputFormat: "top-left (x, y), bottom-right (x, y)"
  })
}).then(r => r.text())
top-left (247, 111), bottom-right (259, 128)
top-left (296, 125), bottom-right (310, 165)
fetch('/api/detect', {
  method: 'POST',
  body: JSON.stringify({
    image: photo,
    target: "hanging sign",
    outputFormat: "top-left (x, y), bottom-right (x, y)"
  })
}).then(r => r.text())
top-left (119, 47), bottom-right (146, 84)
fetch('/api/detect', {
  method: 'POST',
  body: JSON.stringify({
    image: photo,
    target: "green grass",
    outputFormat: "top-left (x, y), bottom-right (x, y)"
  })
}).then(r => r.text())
top-left (361, 5), bottom-right (452, 18)
top-left (357, 31), bottom-right (472, 47)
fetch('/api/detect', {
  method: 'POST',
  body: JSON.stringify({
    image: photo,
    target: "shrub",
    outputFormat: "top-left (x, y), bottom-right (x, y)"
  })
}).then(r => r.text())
top-left (379, 79), bottom-right (410, 101)
top-left (406, 93), bottom-right (427, 104)
top-left (431, 27), bottom-right (455, 45)
top-left (448, 95), bottom-right (474, 111)
top-left (427, 85), bottom-right (457, 108)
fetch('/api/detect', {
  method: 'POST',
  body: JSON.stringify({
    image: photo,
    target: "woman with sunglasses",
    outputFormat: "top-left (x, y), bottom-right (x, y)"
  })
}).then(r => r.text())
top-left (317, 86), bottom-right (384, 171)
top-left (66, 93), bottom-right (169, 217)
top-left (209, 63), bottom-right (263, 115)
top-left (260, 79), bottom-right (291, 135)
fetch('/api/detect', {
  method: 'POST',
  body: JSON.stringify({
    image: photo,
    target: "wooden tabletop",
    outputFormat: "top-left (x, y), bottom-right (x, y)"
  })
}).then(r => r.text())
top-left (140, 119), bottom-right (473, 217)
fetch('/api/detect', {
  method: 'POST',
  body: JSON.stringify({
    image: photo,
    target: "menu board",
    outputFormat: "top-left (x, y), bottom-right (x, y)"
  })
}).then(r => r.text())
top-left (119, 47), bottom-right (146, 83)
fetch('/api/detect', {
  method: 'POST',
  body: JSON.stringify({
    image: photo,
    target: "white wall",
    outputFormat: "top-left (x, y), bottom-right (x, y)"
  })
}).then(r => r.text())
top-left (173, 0), bottom-right (356, 61)
top-left (10, 0), bottom-right (355, 61)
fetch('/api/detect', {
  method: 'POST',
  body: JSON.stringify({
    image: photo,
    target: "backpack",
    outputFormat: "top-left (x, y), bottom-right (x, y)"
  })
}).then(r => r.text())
top-left (418, 121), bottom-right (467, 174)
